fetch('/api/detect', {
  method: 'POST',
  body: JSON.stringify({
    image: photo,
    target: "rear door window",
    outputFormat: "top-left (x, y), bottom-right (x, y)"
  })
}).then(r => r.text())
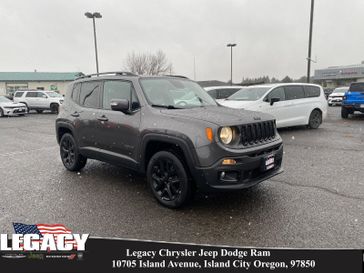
top-left (25, 92), bottom-right (37, 98)
top-left (80, 81), bottom-right (101, 108)
top-left (304, 86), bottom-right (320, 97)
top-left (284, 86), bottom-right (305, 100)
top-left (349, 83), bottom-right (364, 92)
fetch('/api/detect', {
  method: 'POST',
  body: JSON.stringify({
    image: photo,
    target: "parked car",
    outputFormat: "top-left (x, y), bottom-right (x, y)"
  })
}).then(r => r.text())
top-left (13, 90), bottom-right (63, 113)
top-left (324, 88), bottom-right (333, 99)
top-left (0, 96), bottom-right (27, 117)
top-left (341, 82), bottom-right (364, 118)
top-left (204, 86), bottom-right (243, 102)
top-left (56, 72), bottom-right (283, 208)
top-left (219, 83), bottom-right (327, 129)
top-left (328, 87), bottom-right (348, 106)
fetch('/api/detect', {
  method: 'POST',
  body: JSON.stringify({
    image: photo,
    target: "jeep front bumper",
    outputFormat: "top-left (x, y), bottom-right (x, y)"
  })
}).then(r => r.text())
top-left (193, 143), bottom-right (283, 191)
top-left (342, 104), bottom-right (364, 113)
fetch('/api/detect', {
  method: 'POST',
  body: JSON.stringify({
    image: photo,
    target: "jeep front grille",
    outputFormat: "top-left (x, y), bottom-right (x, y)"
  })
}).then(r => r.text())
top-left (240, 121), bottom-right (276, 146)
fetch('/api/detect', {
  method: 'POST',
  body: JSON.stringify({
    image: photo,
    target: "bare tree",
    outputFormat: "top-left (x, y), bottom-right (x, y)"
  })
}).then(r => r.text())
top-left (125, 50), bottom-right (173, 75)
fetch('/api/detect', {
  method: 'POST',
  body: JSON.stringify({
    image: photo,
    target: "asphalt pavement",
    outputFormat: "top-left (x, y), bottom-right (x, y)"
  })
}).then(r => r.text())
top-left (0, 107), bottom-right (363, 248)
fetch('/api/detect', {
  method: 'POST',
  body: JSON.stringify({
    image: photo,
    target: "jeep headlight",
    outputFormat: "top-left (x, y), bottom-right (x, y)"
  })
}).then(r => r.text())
top-left (219, 127), bottom-right (233, 144)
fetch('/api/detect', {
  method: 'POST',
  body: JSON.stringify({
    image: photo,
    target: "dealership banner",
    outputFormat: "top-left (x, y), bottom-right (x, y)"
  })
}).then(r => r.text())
top-left (0, 236), bottom-right (362, 272)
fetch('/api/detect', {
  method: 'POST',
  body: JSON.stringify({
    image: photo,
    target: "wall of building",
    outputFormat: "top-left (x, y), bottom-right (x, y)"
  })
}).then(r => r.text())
top-left (0, 81), bottom-right (72, 95)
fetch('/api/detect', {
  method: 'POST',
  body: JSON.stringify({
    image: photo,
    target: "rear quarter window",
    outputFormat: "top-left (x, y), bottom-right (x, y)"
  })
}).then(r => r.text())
top-left (304, 86), bottom-right (321, 97)
top-left (71, 83), bottom-right (81, 103)
top-left (79, 81), bottom-right (101, 108)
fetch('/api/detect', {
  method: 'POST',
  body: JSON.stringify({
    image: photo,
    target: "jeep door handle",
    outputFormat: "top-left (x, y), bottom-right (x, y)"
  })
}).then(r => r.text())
top-left (97, 115), bottom-right (108, 121)
top-left (71, 112), bottom-right (79, 117)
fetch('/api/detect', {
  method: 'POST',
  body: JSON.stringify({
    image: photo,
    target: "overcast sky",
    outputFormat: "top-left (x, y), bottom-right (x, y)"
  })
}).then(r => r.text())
top-left (1, 0), bottom-right (363, 82)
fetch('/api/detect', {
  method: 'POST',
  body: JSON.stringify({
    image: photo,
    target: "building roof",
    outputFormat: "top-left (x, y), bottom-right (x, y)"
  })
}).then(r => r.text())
top-left (0, 72), bottom-right (84, 82)
top-left (314, 63), bottom-right (364, 80)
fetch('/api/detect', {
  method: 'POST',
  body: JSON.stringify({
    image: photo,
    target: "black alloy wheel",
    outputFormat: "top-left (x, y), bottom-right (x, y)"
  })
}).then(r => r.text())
top-left (147, 151), bottom-right (192, 208)
top-left (60, 133), bottom-right (87, 171)
top-left (341, 107), bottom-right (349, 119)
top-left (308, 110), bottom-right (322, 129)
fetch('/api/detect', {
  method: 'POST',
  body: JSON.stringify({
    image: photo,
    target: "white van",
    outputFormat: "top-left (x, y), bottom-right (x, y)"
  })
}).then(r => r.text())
top-left (219, 83), bottom-right (328, 129)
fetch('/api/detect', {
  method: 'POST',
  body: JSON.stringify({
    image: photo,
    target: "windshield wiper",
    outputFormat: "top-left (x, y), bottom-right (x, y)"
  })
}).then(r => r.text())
top-left (151, 104), bottom-right (182, 109)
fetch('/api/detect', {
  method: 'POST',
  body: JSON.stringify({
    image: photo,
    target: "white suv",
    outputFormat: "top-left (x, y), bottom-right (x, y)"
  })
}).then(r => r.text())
top-left (13, 90), bottom-right (64, 113)
top-left (219, 83), bottom-right (328, 129)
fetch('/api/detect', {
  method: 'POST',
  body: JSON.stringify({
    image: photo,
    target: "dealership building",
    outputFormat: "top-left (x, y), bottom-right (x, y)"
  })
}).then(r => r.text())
top-left (0, 72), bottom-right (84, 96)
top-left (314, 62), bottom-right (364, 88)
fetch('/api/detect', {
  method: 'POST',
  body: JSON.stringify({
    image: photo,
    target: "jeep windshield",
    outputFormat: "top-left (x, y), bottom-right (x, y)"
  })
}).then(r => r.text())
top-left (140, 78), bottom-right (217, 109)
top-left (349, 83), bottom-right (364, 92)
top-left (226, 87), bottom-right (270, 101)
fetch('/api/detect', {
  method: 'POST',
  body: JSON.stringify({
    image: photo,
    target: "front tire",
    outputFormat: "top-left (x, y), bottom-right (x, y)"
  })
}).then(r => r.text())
top-left (147, 151), bottom-right (192, 208)
top-left (0, 108), bottom-right (3, 117)
top-left (50, 103), bottom-right (59, 114)
top-left (60, 133), bottom-right (87, 171)
top-left (308, 109), bottom-right (322, 129)
top-left (341, 107), bottom-right (349, 119)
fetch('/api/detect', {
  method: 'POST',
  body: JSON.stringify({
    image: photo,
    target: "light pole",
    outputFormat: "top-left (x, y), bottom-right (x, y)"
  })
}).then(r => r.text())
top-left (85, 12), bottom-right (102, 74)
top-left (306, 0), bottom-right (315, 83)
top-left (227, 43), bottom-right (237, 85)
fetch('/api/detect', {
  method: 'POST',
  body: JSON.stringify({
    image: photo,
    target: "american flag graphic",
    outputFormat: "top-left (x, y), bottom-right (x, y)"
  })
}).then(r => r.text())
top-left (13, 223), bottom-right (76, 249)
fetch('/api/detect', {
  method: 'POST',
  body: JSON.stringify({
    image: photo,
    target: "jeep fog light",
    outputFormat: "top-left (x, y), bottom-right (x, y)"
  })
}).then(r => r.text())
top-left (220, 127), bottom-right (233, 144)
top-left (222, 158), bottom-right (236, 165)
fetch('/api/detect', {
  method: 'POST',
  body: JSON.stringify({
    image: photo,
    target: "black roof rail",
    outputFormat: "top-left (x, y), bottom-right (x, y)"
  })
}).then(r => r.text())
top-left (76, 71), bottom-right (137, 79)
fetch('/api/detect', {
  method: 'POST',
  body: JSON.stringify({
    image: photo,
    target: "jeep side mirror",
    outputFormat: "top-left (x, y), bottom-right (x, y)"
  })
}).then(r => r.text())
top-left (270, 97), bottom-right (280, 106)
top-left (111, 99), bottom-right (129, 114)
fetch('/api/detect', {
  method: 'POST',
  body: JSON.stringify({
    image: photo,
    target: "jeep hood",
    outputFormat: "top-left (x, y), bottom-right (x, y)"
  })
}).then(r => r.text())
top-left (160, 106), bottom-right (274, 126)
top-left (218, 99), bottom-right (259, 109)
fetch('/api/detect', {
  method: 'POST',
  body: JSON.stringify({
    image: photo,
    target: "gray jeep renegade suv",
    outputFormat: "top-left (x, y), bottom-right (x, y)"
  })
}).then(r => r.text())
top-left (56, 72), bottom-right (283, 208)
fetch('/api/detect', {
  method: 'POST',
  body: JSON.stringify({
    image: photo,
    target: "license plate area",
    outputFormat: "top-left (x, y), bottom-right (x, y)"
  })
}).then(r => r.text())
top-left (262, 154), bottom-right (275, 171)
top-left (360, 104), bottom-right (364, 108)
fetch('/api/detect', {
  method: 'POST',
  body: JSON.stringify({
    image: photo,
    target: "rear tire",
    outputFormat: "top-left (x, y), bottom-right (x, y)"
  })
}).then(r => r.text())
top-left (60, 133), bottom-right (87, 171)
top-left (147, 151), bottom-right (192, 209)
top-left (341, 107), bottom-right (349, 119)
top-left (308, 109), bottom-right (322, 129)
